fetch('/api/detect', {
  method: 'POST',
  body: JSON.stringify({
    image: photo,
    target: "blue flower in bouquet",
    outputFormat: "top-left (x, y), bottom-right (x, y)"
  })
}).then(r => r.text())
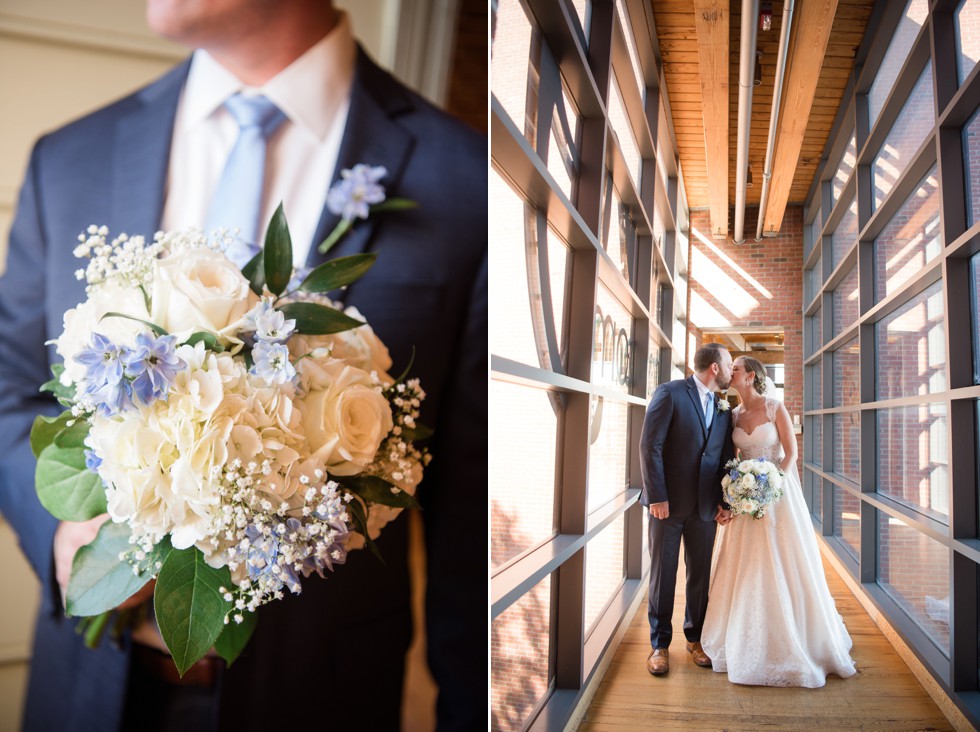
top-left (93, 377), bottom-right (135, 416)
top-left (251, 340), bottom-right (296, 384)
top-left (244, 526), bottom-right (301, 595)
top-left (244, 299), bottom-right (296, 343)
top-left (326, 164), bottom-right (387, 223)
top-left (74, 332), bottom-right (129, 391)
top-left (84, 449), bottom-right (102, 472)
top-left (125, 332), bottom-right (183, 405)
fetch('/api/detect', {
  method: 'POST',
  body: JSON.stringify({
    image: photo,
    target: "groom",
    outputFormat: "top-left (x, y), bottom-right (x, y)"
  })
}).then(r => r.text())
top-left (0, 1), bottom-right (485, 729)
top-left (640, 342), bottom-right (734, 675)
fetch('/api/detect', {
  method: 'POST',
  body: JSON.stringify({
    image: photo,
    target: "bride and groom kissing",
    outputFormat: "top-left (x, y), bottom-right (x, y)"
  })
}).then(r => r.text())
top-left (639, 343), bottom-right (856, 687)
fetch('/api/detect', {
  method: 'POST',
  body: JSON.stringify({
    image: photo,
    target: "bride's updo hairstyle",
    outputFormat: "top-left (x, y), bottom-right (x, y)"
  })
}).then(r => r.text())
top-left (739, 356), bottom-right (768, 395)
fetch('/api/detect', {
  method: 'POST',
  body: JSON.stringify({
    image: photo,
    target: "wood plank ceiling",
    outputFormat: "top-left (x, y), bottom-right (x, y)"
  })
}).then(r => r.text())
top-left (653, 0), bottom-right (875, 238)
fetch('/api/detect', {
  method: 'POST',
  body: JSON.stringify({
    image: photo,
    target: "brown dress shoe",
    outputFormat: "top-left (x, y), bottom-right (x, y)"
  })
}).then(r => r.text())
top-left (646, 648), bottom-right (669, 675)
top-left (686, 641), bottom-right (712, 667)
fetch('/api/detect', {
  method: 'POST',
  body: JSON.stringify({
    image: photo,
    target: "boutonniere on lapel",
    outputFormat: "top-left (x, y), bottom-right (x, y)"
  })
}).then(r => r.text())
top-left (717, 394), bottom-right (730, 413)
top-left (318, 164), bottom-right (417, 254)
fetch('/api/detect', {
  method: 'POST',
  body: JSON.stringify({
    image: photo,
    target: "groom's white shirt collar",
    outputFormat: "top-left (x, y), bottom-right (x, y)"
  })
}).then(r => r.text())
top-left (693, 374), bottom-right (714, 404)
top-left (180, 12), bottom-right (356, 142)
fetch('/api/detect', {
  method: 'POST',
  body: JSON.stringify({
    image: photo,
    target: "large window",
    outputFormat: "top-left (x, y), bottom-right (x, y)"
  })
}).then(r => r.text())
top-left (491, 0), bottom-right (687, 727)
top-left (873, 167), bottom-right (941, 303)
top-left (802, 0), bottom-right (980, 722)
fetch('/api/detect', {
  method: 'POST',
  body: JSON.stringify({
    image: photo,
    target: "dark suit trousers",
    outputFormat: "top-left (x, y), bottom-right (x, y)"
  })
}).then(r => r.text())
top-left (647, 508), bottom-right (717, 649)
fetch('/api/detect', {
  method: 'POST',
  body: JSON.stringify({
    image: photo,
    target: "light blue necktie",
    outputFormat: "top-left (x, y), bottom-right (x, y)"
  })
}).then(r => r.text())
top-left (704, 392), bottom-right (713, 430)
top-left (205, 93), bottom-right (287, 266)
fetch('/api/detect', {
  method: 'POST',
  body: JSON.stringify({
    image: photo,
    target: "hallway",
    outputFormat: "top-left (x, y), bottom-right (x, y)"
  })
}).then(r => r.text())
top-left (575, 547), bottom-right (957, 731)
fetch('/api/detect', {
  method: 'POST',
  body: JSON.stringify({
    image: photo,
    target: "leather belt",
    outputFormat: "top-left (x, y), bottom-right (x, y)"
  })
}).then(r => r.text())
top-left (131, 642), bottom-right (221, 689)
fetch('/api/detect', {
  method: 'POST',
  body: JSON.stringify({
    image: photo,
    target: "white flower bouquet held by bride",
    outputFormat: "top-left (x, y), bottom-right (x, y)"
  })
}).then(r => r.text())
top-left (30, 168), bottom-right (426, 675)
top-left (721, 457), bottom-right (784, 520)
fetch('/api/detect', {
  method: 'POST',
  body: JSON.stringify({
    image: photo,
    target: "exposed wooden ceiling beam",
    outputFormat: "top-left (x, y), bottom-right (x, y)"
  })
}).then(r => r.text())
top-left (693, 0), bottom-right (729, 238)
top-left (761, 0), bottom-right (840, 234)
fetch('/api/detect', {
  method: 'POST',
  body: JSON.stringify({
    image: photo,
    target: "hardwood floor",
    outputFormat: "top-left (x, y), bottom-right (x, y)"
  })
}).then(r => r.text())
top-left (576, 552), bottom-right (954, 731)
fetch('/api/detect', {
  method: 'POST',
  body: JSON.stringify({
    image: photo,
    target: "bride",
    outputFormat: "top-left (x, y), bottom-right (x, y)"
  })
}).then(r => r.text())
top-left (700, 355), bottom-right (857, 687)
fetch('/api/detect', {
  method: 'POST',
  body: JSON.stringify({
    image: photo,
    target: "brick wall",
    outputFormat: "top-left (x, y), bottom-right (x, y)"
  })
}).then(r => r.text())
top-left (687, 206), bottom-right (805, 459)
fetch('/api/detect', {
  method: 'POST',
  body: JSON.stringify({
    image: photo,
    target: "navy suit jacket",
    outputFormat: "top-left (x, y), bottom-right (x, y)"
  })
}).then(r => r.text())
top-left (0, 50), bottom-right (486, 731)
top-left (639, 376), bottom-right (734, 522)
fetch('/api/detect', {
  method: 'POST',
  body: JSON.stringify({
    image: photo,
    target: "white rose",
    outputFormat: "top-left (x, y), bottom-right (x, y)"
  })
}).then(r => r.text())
top-left (324, 307), bottom-right (393, 377)
top-left (57, 282), bottom-right (150, 386)
top-left (740, 499), bottom-right (757, 514)
top-left (150, 248), bottom-right (258, 345)
top-left (296, 359), bottom-right (393, 476)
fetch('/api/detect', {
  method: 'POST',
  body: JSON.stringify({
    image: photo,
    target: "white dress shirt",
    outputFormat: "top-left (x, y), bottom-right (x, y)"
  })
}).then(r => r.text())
top-left (693, 375), bottom-right (714, 425)
top-left (160, 12), bottom-right (357, 265)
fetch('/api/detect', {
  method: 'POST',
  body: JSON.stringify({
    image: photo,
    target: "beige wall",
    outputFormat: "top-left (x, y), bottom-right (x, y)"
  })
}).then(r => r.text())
top-left (0, 2), bottom-right (443, 729)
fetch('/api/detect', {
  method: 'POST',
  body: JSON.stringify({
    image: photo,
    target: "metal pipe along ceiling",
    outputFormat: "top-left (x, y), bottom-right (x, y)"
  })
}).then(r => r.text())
top-left (733, 0), bottom-right (760, 245)
top-left (756, 0), bottom-right (795, 240)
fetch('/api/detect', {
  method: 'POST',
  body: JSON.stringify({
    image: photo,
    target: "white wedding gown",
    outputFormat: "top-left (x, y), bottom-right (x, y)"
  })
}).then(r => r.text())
top-left (701, 398), bottom-right (857, 687)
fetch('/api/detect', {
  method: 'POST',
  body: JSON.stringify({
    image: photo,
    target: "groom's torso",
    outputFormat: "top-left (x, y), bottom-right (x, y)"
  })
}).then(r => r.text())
top-left (659, 377), bottom-right (730, 513)
top-left (24, 50), bottom-right (485, 732)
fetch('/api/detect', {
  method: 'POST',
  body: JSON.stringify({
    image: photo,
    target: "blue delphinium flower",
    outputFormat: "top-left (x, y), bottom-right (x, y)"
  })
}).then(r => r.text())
top-left (757, 473), bottom-right (769, 487)
top-left (125, 332), bottom-right (183, 406)
top-left (326, 164), bottom-right (388, 223)
top-left (84, 448), bottom-right (102, 472)
top-left (74, 332), bottom-right (135, 414)
top-left (74, 332), bottom-right (128, 391)
top-left (245, 300), bottom-right (296, 343)
top-left (94, 377), bottom-right (135, 416)
top-left (251, 341), bottom-right (296, 385)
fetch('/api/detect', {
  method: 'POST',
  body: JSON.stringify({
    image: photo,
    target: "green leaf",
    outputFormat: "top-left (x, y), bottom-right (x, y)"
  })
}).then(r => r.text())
top-left (40, 364), bottom-right (75, 401)
top-left (262, 203), bottom-right (293, 297)
top-left (401, 424), bottom-right (435, 442)
top-left (278, 302), bottom-right (365, 335)
top-left (35, 441), bottom-right (107, 522)
top-left (183, 331), bottom-right (225, 352)
top-left (391, 347), bottom-right (416, 386)
top-left (346, 496), bottom-right (384, 564)
top-left (317, 219), bottom-right (353, 255)
top-left (338, 475), bottom-right (421, 510)
top-left (155, 547), bottom-right (232, 677)
top-left (66, 523), bottom-right (171, 617)
top-left (298, 253), bottom-right (377, 293)
top-left (53, 418), bottom-right (89, 449)
top-left (78, 611), bottom-right (112, 649)
top-left (214, 609), bottom-right (258, 667)
top-left (369, 197), bottom-right (417, 213)
top-left (242, 250), bottom-right (265, 296)
top-left (30, 411), bottom-right (73, 459)
top-left (100, 312), bottom-right (168, 337)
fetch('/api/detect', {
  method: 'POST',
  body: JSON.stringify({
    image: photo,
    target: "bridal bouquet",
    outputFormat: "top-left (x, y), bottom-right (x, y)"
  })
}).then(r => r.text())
top-left (30, 174), bottom-right (425, 674)
top-left (721, 457), bottom-right (784, 519)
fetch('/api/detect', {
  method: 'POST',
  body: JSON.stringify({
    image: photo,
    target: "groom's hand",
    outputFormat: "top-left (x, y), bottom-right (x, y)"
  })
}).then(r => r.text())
top-left (714, 505), bottom-right (732, 525)
top-left (649, 502), bottom-right (669, 520)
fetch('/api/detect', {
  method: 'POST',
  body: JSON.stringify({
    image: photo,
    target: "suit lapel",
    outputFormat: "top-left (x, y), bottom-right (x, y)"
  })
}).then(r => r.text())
top-left (109, 61), bottom-right (189, 236)
top-left (687, 376), bottom-right (708, 439)
top-left (304, 48), bottom-right (415, 294)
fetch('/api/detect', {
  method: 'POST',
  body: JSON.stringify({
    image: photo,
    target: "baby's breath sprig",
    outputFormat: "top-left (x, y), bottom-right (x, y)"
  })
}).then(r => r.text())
top-left (202, 459), bottom-right (351, 618)
top-left (73, 226), bottom-right (165, 295)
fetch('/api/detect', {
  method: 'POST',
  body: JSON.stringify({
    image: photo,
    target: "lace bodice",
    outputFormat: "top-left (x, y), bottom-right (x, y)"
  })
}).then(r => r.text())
top-left (733, 397), bottom-right (783, 463)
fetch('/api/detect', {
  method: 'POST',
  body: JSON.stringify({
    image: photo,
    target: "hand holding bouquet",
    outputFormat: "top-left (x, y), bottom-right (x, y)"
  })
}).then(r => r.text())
top-left (31, 173), bottom-right (425, 674)
top-left (721, 457), bottom-right (784, 520)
